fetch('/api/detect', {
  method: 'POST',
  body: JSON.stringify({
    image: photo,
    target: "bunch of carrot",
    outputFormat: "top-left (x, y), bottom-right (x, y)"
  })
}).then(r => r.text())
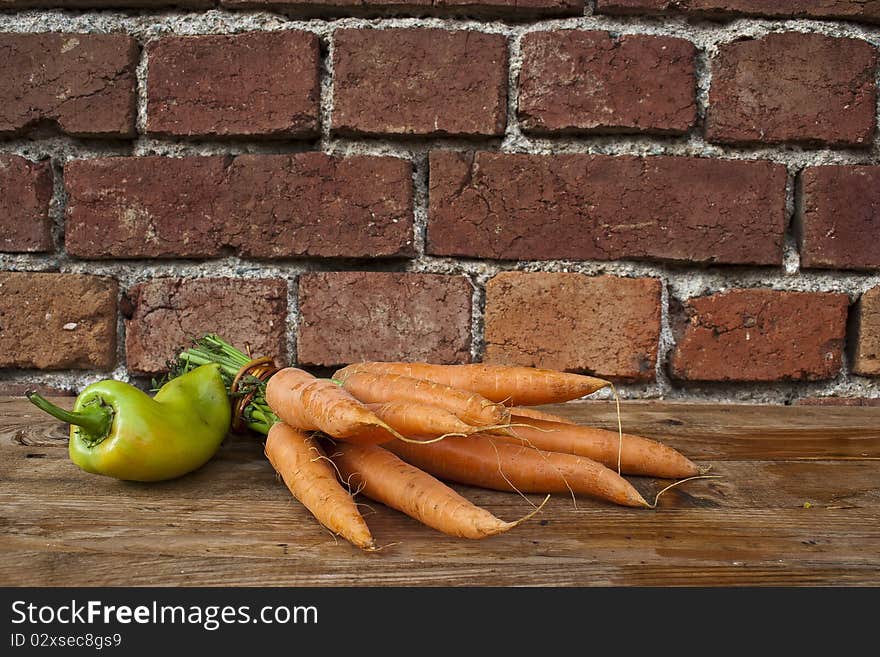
top-left (176, 336), bottom-right (704, 552)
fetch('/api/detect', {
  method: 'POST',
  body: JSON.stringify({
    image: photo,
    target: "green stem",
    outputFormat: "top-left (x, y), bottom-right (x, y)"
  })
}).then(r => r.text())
top-left (175, 334), bottom-right (280, 437)
top-left (26, 392), bottom-right (113, 439)
top-left (246, 405), bottom-right (279, 436)
top-left (246, 420), bottom-right (272, 436)
top-left (179, 351), bottom-right (241, 379)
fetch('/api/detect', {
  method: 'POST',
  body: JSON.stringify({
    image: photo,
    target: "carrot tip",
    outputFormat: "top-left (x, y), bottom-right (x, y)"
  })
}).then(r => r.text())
top-left (364, 540), bottom-right (399, 552)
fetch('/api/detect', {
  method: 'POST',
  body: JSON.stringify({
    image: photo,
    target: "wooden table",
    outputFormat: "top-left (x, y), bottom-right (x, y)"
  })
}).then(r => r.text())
top-left (2, 396), bottom-right (879, 587)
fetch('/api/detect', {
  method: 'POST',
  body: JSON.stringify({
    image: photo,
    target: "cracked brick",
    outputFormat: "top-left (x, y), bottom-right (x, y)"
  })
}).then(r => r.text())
top-left (125, 277), bottom-right (288, 374)
top-left (220, 0), bottom-right (583, 17)
top-left (65, 156), bottom-right (229, 259)
top-left (0, 32), bottom-right (138, 138)
top-left (64, 154), bottom-right (414, 259)
top-left (798, 165), bottom-right (880, 271)
top-left (332, 28), bottom-right (508, 137)
top-left (146, 31), bottom-right (320, 139)
top-left (596, 0), bottom-right (880, 23)
top-left (518, 30), bottom-right (696, 135)
top-left (706, 33), bottom-right (877, 147)
top-left (297, 272), bottom-right (472, 366)
top-left (484, 272), bottom-right (662, 381)
top-left (0, 1), bottom-right (212, 6)
top-left (852, 286), bottom-right (880, 377)
top-left (670, 289), bottom-right (850, 382)
top-left (0, 155), bottom-right (54, 253)
top-left (225, 153), bottom-right (414, 258)
top-left (427, 151), bottom-right (786, 265)
top-left (0, 272), bottom-right (117, 370)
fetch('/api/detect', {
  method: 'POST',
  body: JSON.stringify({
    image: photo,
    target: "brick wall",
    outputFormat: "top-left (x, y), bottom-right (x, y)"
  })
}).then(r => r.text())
top-left (0, 2), bottom-right (878, 405)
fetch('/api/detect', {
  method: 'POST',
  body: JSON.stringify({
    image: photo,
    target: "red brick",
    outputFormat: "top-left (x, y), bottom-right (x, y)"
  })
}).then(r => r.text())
top-left (220, 0), bottom-right (582, 17)
top-left (852, 286), bottom-right (880, 377)
top-left (64, 154), bottom-right (414, 259)
top-left (670, 289), bottom-right (849, 382)
top-left (484, 272), bottom-right (662, 381)
top-left (596, 0), bottom-right (880, 23)
top-left (425, 0), bottom-right (582, 12)
top-left (596, 0), bottom-right (680, 11)
top-left (124, 278), bottom-right (288, 374)
top-left (65, 156), bottom-right (228, 259)
top-left (0, 155), bottom-right (54, 253)
top-left (706, 33), bottom-right (877, 147)
top-left (332, 28), bottom-right (507, 137)
top-left (0, 33), bottom-right (138, 138)
top-left (428, 151), bottom-right (787, 265)
top-left (147, 31), bottom-right (320, 139)
top-left (798, 166), bottom-right (880, 271)
top-left (0, 272), bottom-right (117, 370)
top-left (518, 31), bottom-right (696, 135)
top-left (224, 154), bottom-right (414, 258)
top-left (1, 1), bottom-right (211, 6)
top-left (297, 272), bottom-right (472, 366)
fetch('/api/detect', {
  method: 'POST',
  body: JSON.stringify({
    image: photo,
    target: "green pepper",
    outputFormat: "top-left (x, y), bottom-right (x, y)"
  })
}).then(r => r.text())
top-left (26, 363), bottom-right (231, 482)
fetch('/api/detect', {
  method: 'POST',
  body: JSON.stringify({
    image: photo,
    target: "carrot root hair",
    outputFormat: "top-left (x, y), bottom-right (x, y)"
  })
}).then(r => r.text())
top-left (610, 381), bottom-right (623, 475)
top-left (506, 493), bottom-right (551, 528)
top-left (647, 474), bottom-right (723, 509)
top-left (374, 418), bottom-right (409, 443)
top-left (395, 431), bottom-right (470, 444)
top-left (401, 422), bottom-right (554, 444)
top-left (487, 435), bottom-right (579, 510)
top-left (479, 421), bottom-right (560, 439)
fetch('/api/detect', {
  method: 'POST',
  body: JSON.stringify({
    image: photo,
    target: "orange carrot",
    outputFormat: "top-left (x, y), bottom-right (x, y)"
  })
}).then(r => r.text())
top-left (497, 415), bottom-right (700, 479)
top-left (265, 422), bottom-right (375, 550)
top-left (330, 441), bottom-right (528, 539)
top-left (509, 406), bottom-right (576, 425)
top-left (365, 401), bottom-right (491, 439)
top-left (335, 370), bottom-right (510, 428)
top-left (335, 362), bottom-right (609, 406)
top-left (265, 367), bottom-right (404, 445)
top-left (385, 434), bottom-right (649, 508)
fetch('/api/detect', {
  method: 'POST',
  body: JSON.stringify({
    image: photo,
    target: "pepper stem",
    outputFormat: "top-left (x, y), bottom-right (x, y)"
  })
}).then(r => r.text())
top-left (26, 392), bottom-right (113, 440)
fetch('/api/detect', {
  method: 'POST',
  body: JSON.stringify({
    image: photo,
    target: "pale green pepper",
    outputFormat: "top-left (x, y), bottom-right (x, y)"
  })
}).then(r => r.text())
top-left (26, 363), bottom-right (231, 482)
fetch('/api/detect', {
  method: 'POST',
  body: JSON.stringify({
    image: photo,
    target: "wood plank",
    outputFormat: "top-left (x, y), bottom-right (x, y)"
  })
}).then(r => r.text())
top-left (542, 400), bottom-right (880, 460)
top-left (3, 493), bottom-right (877, 562)
top-left (2, 458), bottom-right (878, 585)
top-left (3, 395), bottom-right (879, 587)
top-left (3, 445), bottom-right (878, 511)
top-left (1, 503), bottom-right (877, 586)
top-left (0, 395), bottom-right (71, 449)
top-left (1, 551), bottom-right (877, 587)
top-left (4, 403), bottom-right (879, 511)
top-left (6, 396), bottom-right (880, 460)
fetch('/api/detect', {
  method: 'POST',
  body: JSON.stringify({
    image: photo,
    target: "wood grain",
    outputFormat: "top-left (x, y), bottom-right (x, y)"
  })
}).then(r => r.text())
top-left (1, 396), bottom-right (878, 586)
top-left (543, 400), bottom-right (880, 459)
